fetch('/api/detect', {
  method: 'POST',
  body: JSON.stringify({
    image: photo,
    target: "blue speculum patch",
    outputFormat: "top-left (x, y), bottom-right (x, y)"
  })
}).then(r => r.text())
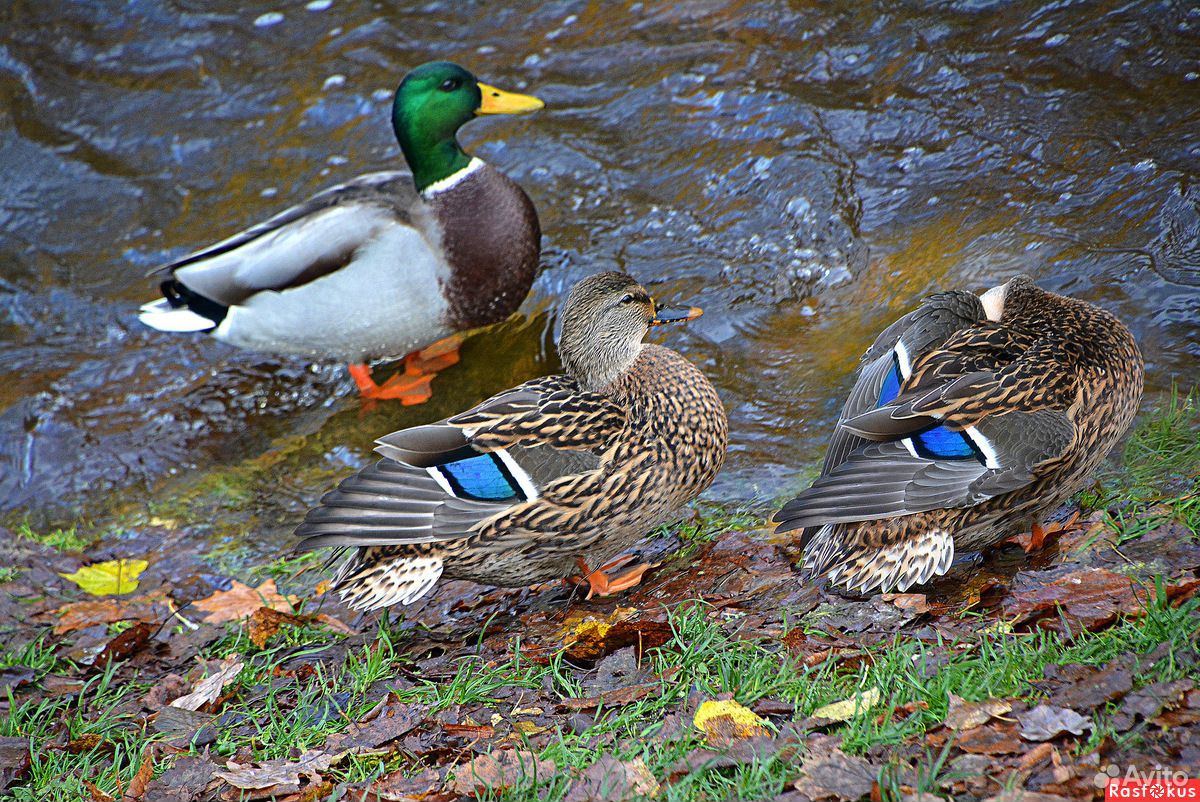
top-left (880, 352), bottom-right (982, 463)
top-left (878, 358), bottom-right (903, 406)
top-left (436, 453), bottom-right (522, 502)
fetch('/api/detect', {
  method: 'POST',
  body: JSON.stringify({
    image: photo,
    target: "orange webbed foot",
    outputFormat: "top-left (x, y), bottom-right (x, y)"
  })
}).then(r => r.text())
top-left (1024, 511), bottom-right (1082, 554)
top-left (346, 335), bottom-right (464, 405)
top-left (571, 555), bottom-right (656, 600)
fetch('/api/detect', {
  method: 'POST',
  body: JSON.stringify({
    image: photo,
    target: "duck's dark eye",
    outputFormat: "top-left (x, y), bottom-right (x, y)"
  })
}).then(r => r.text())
top-left (619, 293), bottom-right (636, 304)
top-left (439, 78), bottom-right (462, 92)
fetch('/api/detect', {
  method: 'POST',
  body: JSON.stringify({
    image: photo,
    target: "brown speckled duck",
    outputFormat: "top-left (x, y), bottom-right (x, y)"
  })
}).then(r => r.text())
top-left (774, 275), bottom-right (1144, 593)
top-left (296, 272), bottom-right (729, 609)
top-left (139, 62), bottom-right (543, 404)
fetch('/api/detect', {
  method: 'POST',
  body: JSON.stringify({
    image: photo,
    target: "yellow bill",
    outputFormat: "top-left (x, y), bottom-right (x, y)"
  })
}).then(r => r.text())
top-left (477, 82), bottom-right (545, 114)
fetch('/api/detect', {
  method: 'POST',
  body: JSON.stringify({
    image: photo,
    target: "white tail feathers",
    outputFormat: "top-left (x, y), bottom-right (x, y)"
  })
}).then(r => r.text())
top-left (335, 552), bottom-right (444, 610)
top-left (138, 299), bottom-right (216, 333)
top-left (804, 525), bottom-right (955, 594)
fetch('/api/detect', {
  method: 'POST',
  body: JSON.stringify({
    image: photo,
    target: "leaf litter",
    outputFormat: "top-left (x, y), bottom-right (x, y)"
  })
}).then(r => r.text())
top-left (0, 494), bottom-right (1197, 801)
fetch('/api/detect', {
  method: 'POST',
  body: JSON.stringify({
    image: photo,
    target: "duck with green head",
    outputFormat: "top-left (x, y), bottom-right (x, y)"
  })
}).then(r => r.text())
top-left (294, 272), bottom-right (729, 609)
top-left (139, 61), bottom-right (544, 403)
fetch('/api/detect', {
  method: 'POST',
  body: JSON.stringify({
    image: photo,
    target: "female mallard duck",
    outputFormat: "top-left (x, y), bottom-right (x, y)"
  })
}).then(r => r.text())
top-left (138, 61), bottom-right (543, 403)
top-left (773, 275), bottom-right (1143, 594)
top-left (295, 272), bottom-right (729, 609)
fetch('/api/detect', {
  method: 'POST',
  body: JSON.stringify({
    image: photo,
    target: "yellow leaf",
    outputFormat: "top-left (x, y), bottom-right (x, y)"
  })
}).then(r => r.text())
top-left (59, 559), bottom-right (148, 596)
top-left (811, 687), bottom-right (881, 722)
top-left (693, 699), bottom-right (768, 742)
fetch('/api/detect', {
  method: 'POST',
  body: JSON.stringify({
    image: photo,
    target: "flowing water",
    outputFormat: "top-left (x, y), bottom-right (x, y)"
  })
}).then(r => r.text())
top-left (1, 1), bottom-right (1198, 554)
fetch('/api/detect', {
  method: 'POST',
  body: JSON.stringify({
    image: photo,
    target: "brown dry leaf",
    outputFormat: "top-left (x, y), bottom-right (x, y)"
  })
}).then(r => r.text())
top-left (558, 682), bottom-right (656, 711)
top-left (369, 767), bottom-right (444, 801)
top-left (247, 606), bottom-right (306, 648)
top-left (140, 754), bottom-right (219, 801)
top-left (449, 750), bottom-right (555, 797)
top-left (123, 745), bottom-right (154, 801)
top-left (945, 693), bottom-right (1012, 730)
top-left (1110, 678), bottom-right (1193, 731)
top-left (215, 750), bottom-right (334, 791)
top-left (0, 736), bottom-right (31, 790)
top-left (998, 568), bottom-right (1145, 632)
top-left (1049, 656), bottom-right (1134, 710)
top-left (881, 593), bottom-right (930, 614)
top-left (793, 748), bottom-right (877, 802)
top-left (668, 735), bottom-right (799, 780)
top-left (313, 613), bottom-right (356, 635)
top-left (93, 621), bottom-right (153, 668)
top-left (957, 721), bottom-right (1024, 755)
top-left (1017, 704), bottom-right (1090, 742)
top-left (170, 658), bottom-right (243, 712)
top-left (83, 780), bottom-right (115, 802)
top-left (565, 755), bottom-right (659, 802)
top-left (54, 599), bottom-right (125, 635)
top-left (67, 733), bottom-right (104, 753)
top-left (324, 699), bottom-right (426, 753)
top-left (193, 579), bottom-right (297, 625)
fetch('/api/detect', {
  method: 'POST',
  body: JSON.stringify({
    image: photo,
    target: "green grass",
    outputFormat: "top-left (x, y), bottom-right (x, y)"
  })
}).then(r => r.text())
top-left (1082, 386), bottom-right (1200, 540)
top-left (1, 661), bottom-right (153, 802)
top-left (0, 566), bottom-right (19, 583)
top-left (12, 522), bottom-right (92, 552)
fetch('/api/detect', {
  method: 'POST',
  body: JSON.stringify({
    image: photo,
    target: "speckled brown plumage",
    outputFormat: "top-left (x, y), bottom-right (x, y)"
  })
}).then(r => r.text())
top-left (774, 275), bottom-right (1144, 594)
top-left (296, 272), bottom-right (729, 609)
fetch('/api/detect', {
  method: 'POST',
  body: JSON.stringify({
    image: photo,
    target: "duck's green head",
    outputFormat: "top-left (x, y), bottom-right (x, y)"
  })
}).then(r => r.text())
top-left (559, 272), bottom-right (703, 391)
top-left (393, 61), bottom-right (543, 192)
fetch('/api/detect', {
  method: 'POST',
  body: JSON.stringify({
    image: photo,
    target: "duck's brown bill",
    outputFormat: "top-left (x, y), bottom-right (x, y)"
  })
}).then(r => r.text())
top-left (477, 83), bottom-right (544, 114)
top-left (650, 303), bottom-right (704, 326)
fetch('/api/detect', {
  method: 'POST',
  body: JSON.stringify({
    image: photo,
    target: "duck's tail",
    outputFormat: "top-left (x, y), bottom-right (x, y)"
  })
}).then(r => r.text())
top-left (330, 545), bottom-right (445, 610)
top-left (800, 524), bottom-right (954, 594)
top-left (138, 280), bottom-right (226, 333)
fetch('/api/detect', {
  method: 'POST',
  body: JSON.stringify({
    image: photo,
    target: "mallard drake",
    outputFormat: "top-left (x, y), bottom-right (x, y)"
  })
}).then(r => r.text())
top-left (138, 61), bottom-right (543, 403)
top-left (773, 275), bottom-right (1144, 594)
top-left (295, 272), bottom-right (729, 609)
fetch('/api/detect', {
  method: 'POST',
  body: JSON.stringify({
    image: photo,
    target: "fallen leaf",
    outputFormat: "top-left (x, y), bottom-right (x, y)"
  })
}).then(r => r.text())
top-left (83, 779), bottom-right (115, 801)
top-left (247, 606), bottom-right (307, 648)
top-left (565, 755), bottom-right (659, 801)
top-left (1048, 657), bottom-right (1134, 710)
top-left (693, 699), bottom-right (768, 745)
top-left (193, 580), bottom-right (297, 625)
top-left (449, 750), bottom-right (555, 797)
top-left (59, 559), bottom-right (148, 596)
top-left (1109, 678), bottom-right (1193, 731)
top-left (997, 568), bottom-right (1146, 633)
top-left (668, 735), bottom-right (800, 779)
top-left (139, 754), bottom-right (219, 802)
top-left (324, 699), bottom-right (426, 753)
top-left (1018, 704), bottom-right (1090, 741)
top-left (123, 745), bottom-right (155, 801)
top-left (882, 593), bottom-right (930, 614)
top-left (53, 600), bottom-right (125, 634)
top-left (93, 622), bottom-right (153, 668)
top-left (215, 750), bottom-right (333, 791)
top-left (370, 767), bottom-right (444, 801)
top-left (152, 706), bottom-right (217, 748)
top-left (558, 682), bottom-right (656, 711)
top-left (810, 687), bottom-right (882, 722)
top-left (793, 748), bottom-right (877, 802)
top-left (945, 694), bottom-right (1012, 730)
top-left (0, 736), bottom-right (31, 789)
top-left (67, 734), bottom-right (104, 753)
top-left (170, 658), bottom-right (243, 712)
top-left (957, 722), bottom-right (1024, 755)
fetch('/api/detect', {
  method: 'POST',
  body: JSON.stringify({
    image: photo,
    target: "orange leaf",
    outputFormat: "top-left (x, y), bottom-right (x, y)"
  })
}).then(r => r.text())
top-left (192, 580), bottom-right (297, 624)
